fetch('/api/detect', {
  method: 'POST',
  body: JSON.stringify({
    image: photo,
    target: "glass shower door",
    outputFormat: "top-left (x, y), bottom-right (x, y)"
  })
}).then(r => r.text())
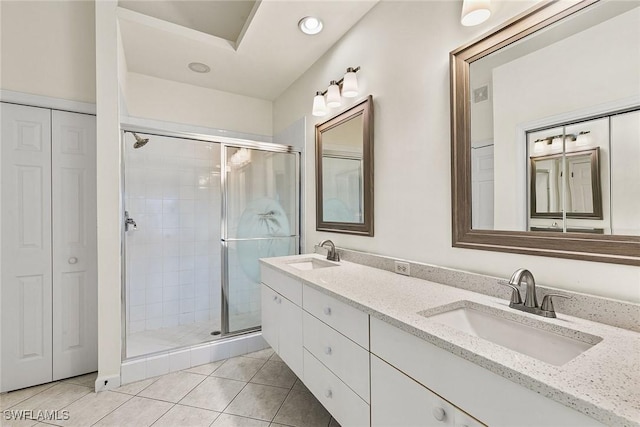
top-left (222, 146), bottom-right (299, 333)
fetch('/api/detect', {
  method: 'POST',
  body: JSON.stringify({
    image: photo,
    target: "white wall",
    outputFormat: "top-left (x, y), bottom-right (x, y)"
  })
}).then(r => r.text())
top-left (123, 72), bottom-right (273, 137)
top-left (273, 1), bottom-right (640, 303)
top-left (0, 1), bottom-right (96, 103)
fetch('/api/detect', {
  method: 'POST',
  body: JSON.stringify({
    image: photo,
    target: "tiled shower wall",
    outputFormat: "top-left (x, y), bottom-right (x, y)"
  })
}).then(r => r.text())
top-left (125, 134), bottom-right (222, 333)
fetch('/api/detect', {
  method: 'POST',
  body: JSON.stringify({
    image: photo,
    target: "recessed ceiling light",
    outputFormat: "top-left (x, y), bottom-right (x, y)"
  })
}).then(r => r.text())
top-left (188, 62), bottom-right (211, 73)
top-left (298, 16), bottom-right (323, 35)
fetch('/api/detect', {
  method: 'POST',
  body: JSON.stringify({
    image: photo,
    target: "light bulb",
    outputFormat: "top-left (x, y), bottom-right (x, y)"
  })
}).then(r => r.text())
top-left (461, 0), bottom-right (491, 27)
top-left (312, 91), bottom-right (327, 117)
top-left (326, 81), bottom-right (341, 108)
top-left (342, 68), bottom-right (359, 98)
top-left (576, 131), bottom-right (591, 146)
top-left (551, 137), bottom-right (563, 152)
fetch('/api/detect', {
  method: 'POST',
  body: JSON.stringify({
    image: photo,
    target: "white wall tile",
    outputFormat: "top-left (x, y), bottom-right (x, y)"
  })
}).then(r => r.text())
top-left (169, 349), bottom-right (191, 372)
top-left (121, 359), bottom-right (146, 385)
top-left (146, 354), bottom-right (170, 377)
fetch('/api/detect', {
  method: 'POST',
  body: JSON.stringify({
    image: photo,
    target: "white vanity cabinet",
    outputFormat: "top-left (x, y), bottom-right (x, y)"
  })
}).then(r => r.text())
top-left (371, 354), bottom-right (484, 427)
top-left (260, 267), bottom-right (303, 378)
top-left (370, 317), bottom-right (604, 427)
top-left (302, 285), bottom-right (371, 426)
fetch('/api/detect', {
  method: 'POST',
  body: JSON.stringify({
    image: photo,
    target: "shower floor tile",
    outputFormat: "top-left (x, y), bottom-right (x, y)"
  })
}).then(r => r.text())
top-left (1, 349), bottom-right (341, 427)
top-left (126, 320), bottom-right (222, 358)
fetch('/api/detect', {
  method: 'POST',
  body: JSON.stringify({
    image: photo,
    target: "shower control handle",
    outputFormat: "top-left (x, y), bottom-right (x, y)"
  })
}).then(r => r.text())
top-left (124, 211), bottom-right (137, 232)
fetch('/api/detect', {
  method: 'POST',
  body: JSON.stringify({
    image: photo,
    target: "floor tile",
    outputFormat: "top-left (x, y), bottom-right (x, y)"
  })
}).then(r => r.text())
top-left (272, 389), bottom-right (330, 427)
top-left (8, 383), bottom-right (91, 412)
top-left (112, 377), bottom-right (158, 396)
top-left (224, 383), bottom-right (289, 421)
top-left (291, 379), bottom-right (308, 393)
top-left (151, 403), bottom-right (219, 427)
top-left (92, 396), bottom-right (173, 427)
top-left (269, 353), bottom-right (283, 363)
top-left (0, 383), bottom-right (58, 411)
top-left (250, 361), bottom-right (296, 389)
top-left (179, 377), bottom-right (245, 412)
top-left (183, 360), bottom-right (225, 376)
top-left (243, 349), bottom-right (275, 360)
top-left (211, 413), bottom-right (270, 427)
top-left (138, 371), bottom-right (205, 403)
top-left (62, 372), bottom-right (98, 389)
top-left (48, 391), bottom-right (131, 427)
top-left (212, 357), bottom-right (266, 382)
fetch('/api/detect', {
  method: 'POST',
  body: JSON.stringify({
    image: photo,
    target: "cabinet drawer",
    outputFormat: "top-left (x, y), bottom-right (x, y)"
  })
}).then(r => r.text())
top-left (370, 317), bottom-right (603, 427)
top-left (303, 285), bottom-right (369, 349)
top-left (303, 349), bottom-right (370, 427)
top-left (261, 264), bottom-right (302, 305)
top-left (303, 311), bottom-right (370, 402)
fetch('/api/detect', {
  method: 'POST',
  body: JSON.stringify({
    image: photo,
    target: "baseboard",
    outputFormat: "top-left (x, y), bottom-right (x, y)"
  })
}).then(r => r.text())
top-left (95, 374), bottom-right (121, 392)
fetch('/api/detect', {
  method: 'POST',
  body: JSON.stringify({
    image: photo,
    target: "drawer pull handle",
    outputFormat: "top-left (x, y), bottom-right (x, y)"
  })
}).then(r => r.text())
top-left (324, 389), bottom-right (332, 398)
top-left (432, 407), bottom-right (446, 422)
top-left (324, 346), bottom-right (332, 355)
top-left (277, 297), bottom-right (282, 304)
top-left (273, 295), bottom-right (278, 302)
top-left (323, 307), bottom-right (332, 315)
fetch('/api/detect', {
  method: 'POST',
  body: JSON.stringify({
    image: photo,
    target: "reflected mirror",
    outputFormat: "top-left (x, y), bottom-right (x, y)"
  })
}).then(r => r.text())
top-left (316, 95), bottom-right (373, 235)
top-left (451, 0), bottom-right (640, 264)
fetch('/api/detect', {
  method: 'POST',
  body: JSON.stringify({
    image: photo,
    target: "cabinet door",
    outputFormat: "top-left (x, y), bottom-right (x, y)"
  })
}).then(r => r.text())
top-left (261, 284), bottom-right (279, 351)
top-left (371, 355), bottom-right (455, 427)
top-left (51, 111), bottom-right (97, 381)
top-left (1, 103), bottom-right (53, 392)
top-left (278, 295), bottom-right (303, 378)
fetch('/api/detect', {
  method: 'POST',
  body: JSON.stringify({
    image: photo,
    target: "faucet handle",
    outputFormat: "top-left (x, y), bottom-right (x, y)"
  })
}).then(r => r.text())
top-left (541, 293), bottom-right (571, 312)
top-left (500, 282), bottom-right (523, 305)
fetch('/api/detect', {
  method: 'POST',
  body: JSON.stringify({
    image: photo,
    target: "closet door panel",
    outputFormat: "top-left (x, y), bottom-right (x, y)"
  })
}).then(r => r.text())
top-left (52, 110), bottom-right (98, 380)
top-left (1, 103), bottom-right (53, 392)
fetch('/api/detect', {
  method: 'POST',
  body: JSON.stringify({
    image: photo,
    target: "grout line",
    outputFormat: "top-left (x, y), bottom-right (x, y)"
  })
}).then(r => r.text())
top-left (88, 393), bottom-right (136, 426)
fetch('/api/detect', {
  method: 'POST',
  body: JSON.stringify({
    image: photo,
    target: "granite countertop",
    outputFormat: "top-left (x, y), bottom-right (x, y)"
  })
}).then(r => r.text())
top-left (260, 254), bottom-right (640, 427)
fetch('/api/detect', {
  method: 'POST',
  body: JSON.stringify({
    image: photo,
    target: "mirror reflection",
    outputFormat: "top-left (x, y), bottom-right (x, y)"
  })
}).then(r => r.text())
top-left (321, 115), bottom-right (364, 223)
top-left (469, 1), bottom-right (640, 236)
top-left (316, 95), bottom-right (373, 236)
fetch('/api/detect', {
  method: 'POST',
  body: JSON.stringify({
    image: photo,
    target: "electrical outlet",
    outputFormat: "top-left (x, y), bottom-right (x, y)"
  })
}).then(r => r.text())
top-left (394, 261), bottom-right (410, 276)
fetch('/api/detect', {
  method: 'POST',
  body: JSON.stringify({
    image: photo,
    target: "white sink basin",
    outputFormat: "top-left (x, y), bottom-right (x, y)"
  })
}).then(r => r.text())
top-left (287, 258), bottom-right (338, 271)
top-left (423, 303), bottom-right (600, 366)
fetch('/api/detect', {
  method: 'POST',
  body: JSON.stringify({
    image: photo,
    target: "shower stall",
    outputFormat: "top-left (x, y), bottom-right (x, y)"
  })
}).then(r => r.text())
top-left (122, 130), bottom-right (299, 359)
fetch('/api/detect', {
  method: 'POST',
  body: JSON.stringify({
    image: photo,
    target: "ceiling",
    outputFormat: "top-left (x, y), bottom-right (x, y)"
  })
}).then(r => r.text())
top-left (117, 0), bottom-right (379, 101)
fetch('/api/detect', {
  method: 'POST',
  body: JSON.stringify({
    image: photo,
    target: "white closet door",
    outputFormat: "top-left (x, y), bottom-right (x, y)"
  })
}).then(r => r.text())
top-left (1, 103), bottom-right (53, 392)
top-left (51, 110), bottom-right (98, 381)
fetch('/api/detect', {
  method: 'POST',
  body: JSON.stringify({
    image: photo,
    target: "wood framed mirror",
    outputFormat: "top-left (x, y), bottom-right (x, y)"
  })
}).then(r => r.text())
top-left (530, 148), bottom-right (602, 220)
top-left (316, 95), bottom-right (374, 236)
top-left (450, 0), bottom-right (640, 265)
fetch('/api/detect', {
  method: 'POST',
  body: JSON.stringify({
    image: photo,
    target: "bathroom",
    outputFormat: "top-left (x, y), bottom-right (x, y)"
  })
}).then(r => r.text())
top-left (1, 0), bottom-right (639, 426)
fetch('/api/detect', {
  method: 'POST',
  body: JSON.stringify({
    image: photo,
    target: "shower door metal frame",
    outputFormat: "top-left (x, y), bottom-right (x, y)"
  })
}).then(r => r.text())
top-left (119, 126), bottom-right (301, 361)
top-left (220, 144), bottom-right (301, 336)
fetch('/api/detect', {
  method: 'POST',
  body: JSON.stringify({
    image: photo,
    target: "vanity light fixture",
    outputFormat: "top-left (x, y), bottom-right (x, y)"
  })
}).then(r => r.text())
top-left (326, 81), bottom-right (342, 108)
top-left (298, 16), bottom-right (323, 35)
top-left (310, 66), bottom-right (361, 115)
top-left (575, 131), bottom-right (592, 146)
top-left (461, 0), bottom-right (491, 27)
top-left (312, 91), bottom-right (328, 117)
top-left (188, 62), bottom-right (211, 73)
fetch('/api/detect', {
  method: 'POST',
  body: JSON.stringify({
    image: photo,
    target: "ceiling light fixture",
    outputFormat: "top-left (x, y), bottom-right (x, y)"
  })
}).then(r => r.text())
top-left (461, 0), bottom-right (491, 27)
top-left (188, 62), bottom-right (211, 73)
top-left (298, 16), bottom-right (323, 35)
top-left (310, 66), bottom-right (361, 115)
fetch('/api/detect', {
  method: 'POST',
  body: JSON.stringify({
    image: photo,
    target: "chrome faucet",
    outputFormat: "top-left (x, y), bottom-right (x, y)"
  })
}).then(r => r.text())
top-left (501, 268), bottom-right (570, 318)
top-left (319, 240), bottom-right (340, 262)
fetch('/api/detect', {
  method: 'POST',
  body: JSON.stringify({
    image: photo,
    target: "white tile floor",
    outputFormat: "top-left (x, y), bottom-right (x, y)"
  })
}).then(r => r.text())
top-left (0, 349), bottom-right (341, 427)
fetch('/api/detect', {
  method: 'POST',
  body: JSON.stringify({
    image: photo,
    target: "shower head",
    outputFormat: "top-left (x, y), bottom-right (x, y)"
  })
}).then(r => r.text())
top-left (131, 132), bottom-right (149, 149)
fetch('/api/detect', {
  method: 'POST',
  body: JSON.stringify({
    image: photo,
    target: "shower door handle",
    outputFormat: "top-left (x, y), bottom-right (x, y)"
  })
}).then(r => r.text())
top-left (124, 211), bottom-right (137, 231)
